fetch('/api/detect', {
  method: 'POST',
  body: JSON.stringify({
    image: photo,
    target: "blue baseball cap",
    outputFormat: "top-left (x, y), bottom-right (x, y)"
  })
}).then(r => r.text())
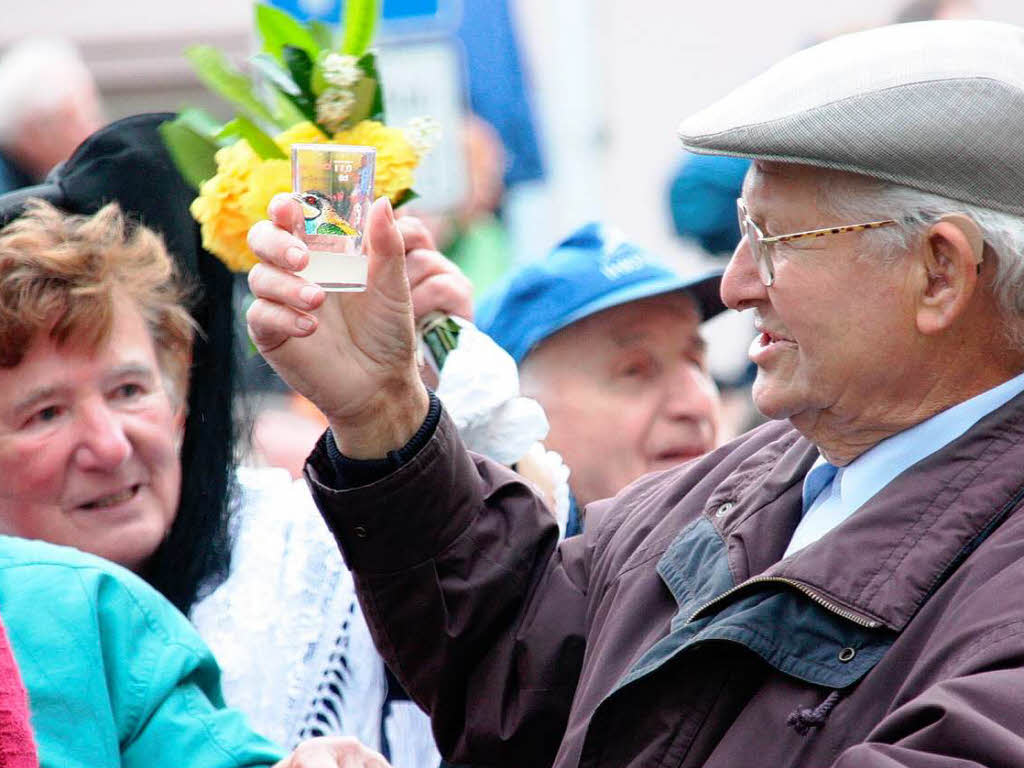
top-left (476, 222), bottom-right (726, 364)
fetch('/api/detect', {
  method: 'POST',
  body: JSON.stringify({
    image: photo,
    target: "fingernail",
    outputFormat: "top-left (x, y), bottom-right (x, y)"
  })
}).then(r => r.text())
top-left (286, 246), bottom-right (307, 270)
top-left (383, 197), bottom-right (395, 224)
top-left (296, 315), bottom-right (315, 331)
top-left (300, 284), bottom-right (321, 306)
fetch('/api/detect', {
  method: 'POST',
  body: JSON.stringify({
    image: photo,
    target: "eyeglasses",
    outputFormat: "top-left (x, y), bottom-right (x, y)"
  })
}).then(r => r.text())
top-left (736, 198), bottom-right (899, 286)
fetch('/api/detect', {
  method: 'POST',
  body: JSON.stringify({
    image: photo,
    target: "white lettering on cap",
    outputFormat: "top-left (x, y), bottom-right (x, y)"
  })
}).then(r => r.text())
top-left (598, 226), bottom-right (650, 280)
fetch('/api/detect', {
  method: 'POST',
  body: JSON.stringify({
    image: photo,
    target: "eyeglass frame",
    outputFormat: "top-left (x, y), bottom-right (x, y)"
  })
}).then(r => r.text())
top-left (736, 198), bottom-right (899, 287)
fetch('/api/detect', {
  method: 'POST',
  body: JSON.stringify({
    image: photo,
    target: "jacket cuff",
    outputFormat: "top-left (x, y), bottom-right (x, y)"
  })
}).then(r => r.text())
top-left (320, 390), bottom-right (442, 488)
top-left (305, 407), bottom-right (479, 572)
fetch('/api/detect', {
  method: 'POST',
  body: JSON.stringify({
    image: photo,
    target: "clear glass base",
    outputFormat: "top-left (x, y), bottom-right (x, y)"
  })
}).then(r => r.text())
top-left (297, 243), bottom-right (367, 293)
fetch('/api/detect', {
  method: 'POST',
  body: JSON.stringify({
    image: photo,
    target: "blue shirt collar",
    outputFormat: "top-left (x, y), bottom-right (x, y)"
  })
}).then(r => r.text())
top-left (789, 371), bottom-right (1024, 557)
top-left (835, 370), bottom-right (1024, 514)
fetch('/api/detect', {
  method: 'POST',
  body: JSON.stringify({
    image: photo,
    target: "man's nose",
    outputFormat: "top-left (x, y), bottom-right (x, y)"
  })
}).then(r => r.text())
top-left (720, 235), bottom-right (768, 311)
top-left (73, 401), bottom-right (132, 470)
top-left (664, 362), bottom-right (720, 422)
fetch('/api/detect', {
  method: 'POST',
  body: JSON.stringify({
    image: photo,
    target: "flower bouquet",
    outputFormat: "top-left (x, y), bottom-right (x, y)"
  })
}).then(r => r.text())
top-left (161, 0), bottom-right (438, 272)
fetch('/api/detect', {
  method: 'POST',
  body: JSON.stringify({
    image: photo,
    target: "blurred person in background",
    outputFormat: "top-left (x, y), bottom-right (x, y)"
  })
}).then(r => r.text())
top-left (413, 114), bottom-right (513, 295)
top-left (0, 38), bottom-right (103, 193)
top-left (476, 222), bottom-right (726, 533)
top-left (668, 152), bottom-right (749, 259)
top-left (894, 0), bottom-right (979, 23)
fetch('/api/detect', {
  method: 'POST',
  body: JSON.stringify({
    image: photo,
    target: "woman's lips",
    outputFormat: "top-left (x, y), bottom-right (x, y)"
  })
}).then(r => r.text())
top-left (78, 484), bottom-right (140, 510)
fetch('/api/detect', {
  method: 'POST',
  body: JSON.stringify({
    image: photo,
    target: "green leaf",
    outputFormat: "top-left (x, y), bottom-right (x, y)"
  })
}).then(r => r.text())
top-left (250, 52), bottom-right (301, 95)
top-left (342, 0), bottom-right (381, 57)
top-left (283, 45), bottom-right (315, 98)
top-left (272, 90), bottom-right (311, 129)
top-left (216, 116), bottom-right (287, 160)
top-left (308, 20), bottom-right (337, 52)
top-left (176, 106), bottom-right (225, 143)
top-left (282, 46), bottom-right (318, 123)
top-left (159, 113), bottom-right (221, 189)
top-left (344, 76), bottom-right (378, 126)
top-left (185, 45), bottom-right (285, 130)
top-left (311, 56), bottom-right (329, 97)
top-left (255, 2), bottom-right (320, 63)
top-left (391, 188), bottom-right (419, 208)
top-left (349, 52), bottom-right (385, 123)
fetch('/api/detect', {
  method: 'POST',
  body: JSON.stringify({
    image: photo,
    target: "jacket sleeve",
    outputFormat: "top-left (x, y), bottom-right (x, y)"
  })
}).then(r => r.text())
top-left (306, 410), bottom-right (594, 766)
top-left (97, 571), bottom-right (288, 768)
top-left (832, 619), bottom-right (1024, 766)
top-left (3, 554), bottom-right (286, 768)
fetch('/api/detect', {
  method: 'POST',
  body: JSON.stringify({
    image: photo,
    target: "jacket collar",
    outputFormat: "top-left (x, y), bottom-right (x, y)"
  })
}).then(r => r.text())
top-left (710, 390), bottom-right (1024, 632)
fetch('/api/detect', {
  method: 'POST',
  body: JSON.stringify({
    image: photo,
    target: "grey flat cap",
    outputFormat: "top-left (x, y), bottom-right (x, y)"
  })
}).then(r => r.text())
top-left (678, 20), bottom-right (1024, 216)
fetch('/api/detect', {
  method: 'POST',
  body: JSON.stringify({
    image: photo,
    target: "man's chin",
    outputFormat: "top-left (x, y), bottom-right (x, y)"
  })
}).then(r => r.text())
top-left (751, 381), bottom-right (798, 422)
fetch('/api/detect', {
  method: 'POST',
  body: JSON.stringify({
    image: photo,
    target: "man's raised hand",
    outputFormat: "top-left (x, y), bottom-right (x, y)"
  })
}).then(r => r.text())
top-left (246, 194), bottom-right (429, 458)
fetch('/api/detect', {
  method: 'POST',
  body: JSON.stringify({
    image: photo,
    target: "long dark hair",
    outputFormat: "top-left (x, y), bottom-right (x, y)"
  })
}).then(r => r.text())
top-left (0, 113), bottom-right (237, 613)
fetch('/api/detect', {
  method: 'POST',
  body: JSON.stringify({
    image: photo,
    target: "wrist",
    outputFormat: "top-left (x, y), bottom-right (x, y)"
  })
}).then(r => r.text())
top-left (327, 378), bottom-right (431, 459)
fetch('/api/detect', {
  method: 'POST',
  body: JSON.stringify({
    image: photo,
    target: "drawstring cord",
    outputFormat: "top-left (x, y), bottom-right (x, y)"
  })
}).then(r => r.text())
top-left (787, 690), bottom-right (843, 735)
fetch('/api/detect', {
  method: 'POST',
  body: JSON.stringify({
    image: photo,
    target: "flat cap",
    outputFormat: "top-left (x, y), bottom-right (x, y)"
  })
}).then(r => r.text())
top-left (678, 20), bottom-right (1024, 216)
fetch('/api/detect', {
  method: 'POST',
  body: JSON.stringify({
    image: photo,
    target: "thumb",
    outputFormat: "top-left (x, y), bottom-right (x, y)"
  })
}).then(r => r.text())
top-left (365, 197), bottom-right (408, 300)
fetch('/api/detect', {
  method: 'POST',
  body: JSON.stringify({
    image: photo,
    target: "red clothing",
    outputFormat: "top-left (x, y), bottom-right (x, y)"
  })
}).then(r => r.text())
top-left (0, 615), bottom-right (36, 768)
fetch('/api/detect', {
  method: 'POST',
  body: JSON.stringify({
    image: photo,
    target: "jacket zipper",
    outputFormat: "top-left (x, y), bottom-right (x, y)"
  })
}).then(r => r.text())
top-left (687, 576), bottom-right (883, 629)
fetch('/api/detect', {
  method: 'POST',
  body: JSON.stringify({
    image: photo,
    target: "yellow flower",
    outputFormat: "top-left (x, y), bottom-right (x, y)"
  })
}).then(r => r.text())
top-left (333, 120), bottom-right (419, 203)
top-left (190, 140), bottom-right (262, 272)
top-left (274, 121), bottom-right (329, 153)
top-left (241, 158), bottom-right (290, 229)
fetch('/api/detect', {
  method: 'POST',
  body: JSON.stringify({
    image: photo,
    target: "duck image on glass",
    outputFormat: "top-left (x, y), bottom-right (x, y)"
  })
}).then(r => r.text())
top-left (291, 143), bottom-right (376, 292)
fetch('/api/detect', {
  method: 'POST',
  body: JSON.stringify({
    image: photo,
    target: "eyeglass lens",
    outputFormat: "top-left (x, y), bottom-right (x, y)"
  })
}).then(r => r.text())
top-left (737, 200), bottom-right (773, 286)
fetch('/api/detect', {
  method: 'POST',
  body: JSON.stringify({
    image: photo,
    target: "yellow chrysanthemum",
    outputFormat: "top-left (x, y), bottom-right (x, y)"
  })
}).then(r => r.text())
top-left (274, 121), bottom-right (329, 153)
top-left (241, 158), bottom-right (290, 229)
top-left (333, 120), bottom-right (419, 203)
top-left (190, 140), bottom-right (262, 272)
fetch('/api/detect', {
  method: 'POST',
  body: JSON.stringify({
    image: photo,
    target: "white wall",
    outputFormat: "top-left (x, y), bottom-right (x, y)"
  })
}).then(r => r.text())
top-left (513, 0), bottom-right (1024, 265)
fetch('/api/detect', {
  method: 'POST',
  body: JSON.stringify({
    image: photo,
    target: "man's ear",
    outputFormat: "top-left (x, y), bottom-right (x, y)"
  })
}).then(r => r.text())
top-left (914, 215), bottom-right (985, 336)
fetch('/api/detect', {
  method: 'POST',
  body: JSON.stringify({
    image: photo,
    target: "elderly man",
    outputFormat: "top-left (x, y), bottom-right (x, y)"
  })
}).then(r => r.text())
top-left (246, 19), bottom-right (1024, 768)
top-left (475, 221), bottom-right (725, 528)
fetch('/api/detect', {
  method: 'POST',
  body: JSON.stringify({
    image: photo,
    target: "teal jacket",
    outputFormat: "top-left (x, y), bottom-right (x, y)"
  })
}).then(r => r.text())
top-left (0, 536), bottom-right (286, 768)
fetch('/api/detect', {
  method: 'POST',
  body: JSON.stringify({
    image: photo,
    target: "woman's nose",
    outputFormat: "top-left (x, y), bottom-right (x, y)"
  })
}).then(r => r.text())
top-left (73, 402), bottom-right (131, 470)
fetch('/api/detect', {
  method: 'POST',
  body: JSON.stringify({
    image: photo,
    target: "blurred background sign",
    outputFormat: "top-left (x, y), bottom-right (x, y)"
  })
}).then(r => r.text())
top-left (266, 0), bottom-right (461, 36)
top-left (376, 40), bottom-right (467, 211)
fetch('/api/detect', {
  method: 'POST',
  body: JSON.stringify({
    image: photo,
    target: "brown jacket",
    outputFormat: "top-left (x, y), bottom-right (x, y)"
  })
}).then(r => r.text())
top-left (308, 392), bottom-right (1024, 767)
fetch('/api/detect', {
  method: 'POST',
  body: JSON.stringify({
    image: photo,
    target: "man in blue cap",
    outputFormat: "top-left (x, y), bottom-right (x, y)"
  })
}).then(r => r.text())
top-left (476, 222), bottom-right (726, 531)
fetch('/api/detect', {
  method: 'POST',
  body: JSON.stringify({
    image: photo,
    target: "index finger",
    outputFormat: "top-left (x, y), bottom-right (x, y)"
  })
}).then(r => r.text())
top-left (396, 215), bottom-right (437, 253)
top-left (268, 192), bottom-right (305, 235)
top-left (247, 217), bottom-right (309, 273)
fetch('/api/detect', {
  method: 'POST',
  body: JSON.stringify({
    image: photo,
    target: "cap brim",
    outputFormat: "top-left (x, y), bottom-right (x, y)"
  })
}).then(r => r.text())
top-left (557, 268), bottom-right (726, 335)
